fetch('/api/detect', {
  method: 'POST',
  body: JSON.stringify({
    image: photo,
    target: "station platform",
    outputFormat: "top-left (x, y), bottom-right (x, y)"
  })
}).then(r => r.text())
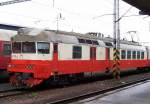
top-left (74, 80), bottom-right (150, 104)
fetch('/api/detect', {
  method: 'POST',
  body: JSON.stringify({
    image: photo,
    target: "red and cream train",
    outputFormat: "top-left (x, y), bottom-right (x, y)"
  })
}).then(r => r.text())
top-left (7, 28), bottom-right (150, 87)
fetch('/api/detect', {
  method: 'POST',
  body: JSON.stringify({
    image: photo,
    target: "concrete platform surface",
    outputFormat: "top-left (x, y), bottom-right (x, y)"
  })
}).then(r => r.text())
top-left (73, 81), bottom-right (150, 104)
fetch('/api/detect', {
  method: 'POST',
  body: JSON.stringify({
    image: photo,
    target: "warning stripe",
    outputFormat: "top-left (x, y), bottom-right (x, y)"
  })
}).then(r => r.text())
top-left (112, 48), bottom-right (120, 79)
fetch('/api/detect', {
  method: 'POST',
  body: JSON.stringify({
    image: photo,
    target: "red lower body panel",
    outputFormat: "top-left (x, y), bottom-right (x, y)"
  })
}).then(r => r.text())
top-left (8, 59), bottom-right (149, 77)
top-left (0, 56), bottom-right (10, 70)
top-left (8, 59), bottom-right (149, 87)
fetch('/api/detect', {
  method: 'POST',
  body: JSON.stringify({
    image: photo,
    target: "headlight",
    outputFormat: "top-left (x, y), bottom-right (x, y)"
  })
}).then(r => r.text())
top-left (8, 64), bottom-right (12, 68)
top-left (8, 64), bottom-right (15, 68)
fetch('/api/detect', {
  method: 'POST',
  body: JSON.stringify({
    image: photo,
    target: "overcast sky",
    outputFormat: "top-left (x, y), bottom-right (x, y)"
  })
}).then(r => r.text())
top-left (0, 0), bottom-right (150, 44)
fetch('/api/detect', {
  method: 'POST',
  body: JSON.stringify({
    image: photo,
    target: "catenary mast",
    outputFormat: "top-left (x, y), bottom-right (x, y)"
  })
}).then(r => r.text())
top-left (113, 0), bottom-right (120, 79)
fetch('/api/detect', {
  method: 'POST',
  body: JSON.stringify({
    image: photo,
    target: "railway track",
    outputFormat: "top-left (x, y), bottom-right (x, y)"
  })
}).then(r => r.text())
top-left (0, 70), bottom-right (150, 104)
top-left (48, 73), bottom-right (150, 104)
top-left (0, 90), bottom-right (27, 99)
top-left (0, 83), bottom-right (29, 99)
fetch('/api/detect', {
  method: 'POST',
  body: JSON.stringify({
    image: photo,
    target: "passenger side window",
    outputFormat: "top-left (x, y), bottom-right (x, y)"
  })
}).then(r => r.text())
top-left (73, 46), bottom-right (82, 59)
top-left (141, 52), bottom-right (144, 59)
top-left (132, 51), bottom-right (136, 59)
top-left (121, 50), bottom-right (126, 59)
top-left (127, 50), bottom-right (131, 59)
top-left (37, 42), bottom-right (50, 54)
top-left (137, 51), bottom-right (140, 59)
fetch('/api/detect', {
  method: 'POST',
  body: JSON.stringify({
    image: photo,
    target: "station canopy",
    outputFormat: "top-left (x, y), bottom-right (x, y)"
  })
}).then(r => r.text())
top-left (123, 0), bottom-right (150, 15)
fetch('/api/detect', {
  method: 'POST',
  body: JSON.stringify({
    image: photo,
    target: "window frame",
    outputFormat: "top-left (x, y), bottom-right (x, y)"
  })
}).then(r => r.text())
top-left (37, 42), bottom-right (50, 54)
top-left (121, 50), bottom-right (126, 59)
top-left (22, 42), bottom-right (36, 53)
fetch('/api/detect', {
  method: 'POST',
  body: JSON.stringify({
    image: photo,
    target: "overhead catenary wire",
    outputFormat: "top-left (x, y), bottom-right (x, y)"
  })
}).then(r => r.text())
top-left (31, 0), bottom-right (91, 18)
top-left (31, 0), bottom-right (115, 18)
top-left (0, 0), bottom-right (136, 24)
top-left (0, 0), bottom-right (139, 22)
top-left (117, 6), bottom-right (133, 22)
top-left (0, 0), bottom-right (54, 25)
top-left (0, 0), bottom-right (31, 6)
top-left (0, 9), bottom-right (51, 22)
top-left (0, 0), bottom-right (146, 36)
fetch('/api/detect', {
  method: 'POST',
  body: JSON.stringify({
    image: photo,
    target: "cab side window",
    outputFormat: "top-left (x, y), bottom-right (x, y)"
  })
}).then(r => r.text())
top-left (37, 42), bottom-right (50, 54)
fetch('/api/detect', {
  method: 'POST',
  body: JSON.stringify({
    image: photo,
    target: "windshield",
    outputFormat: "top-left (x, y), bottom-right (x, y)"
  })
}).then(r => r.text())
top-left (12, 42), bottom-right (36, 53)
top-left (37, 42), bottom-right (50, 54)
top-left (12, 42), bottom-right (21, 53)
top-left (22, 42), bottom-right (36, 53)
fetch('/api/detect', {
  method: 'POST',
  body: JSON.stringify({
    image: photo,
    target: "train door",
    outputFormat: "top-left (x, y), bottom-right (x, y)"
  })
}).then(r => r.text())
top-left (90, 47), bottom-right (96, 69)
top-left (53, 43), bottom-right (58, 57)
top-left (106, 48), bottom-right (110, 60)
top-left (1, 42), bottom-right (11, 69)
top-left (3, 42), bottom-right (11, 56)
top-left (106, 48), bottom-right (111, 69)
top-left (53, 43), bottom-right (58, 69)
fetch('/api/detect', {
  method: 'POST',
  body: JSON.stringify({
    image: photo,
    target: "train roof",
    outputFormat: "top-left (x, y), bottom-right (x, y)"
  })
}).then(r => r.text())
top-left (120, 43), bottom-right (146, 51)
top-left (12, 28), bottom-right (142, 48)
top-left (12, 28), bottom-right (79, 44)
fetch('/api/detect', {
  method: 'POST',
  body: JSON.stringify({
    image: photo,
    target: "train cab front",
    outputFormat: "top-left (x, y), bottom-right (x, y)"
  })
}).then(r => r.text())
top-left (0, 41), bottom-right (11, 71)
top-left (8, 41), bottom-right (52, 87)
